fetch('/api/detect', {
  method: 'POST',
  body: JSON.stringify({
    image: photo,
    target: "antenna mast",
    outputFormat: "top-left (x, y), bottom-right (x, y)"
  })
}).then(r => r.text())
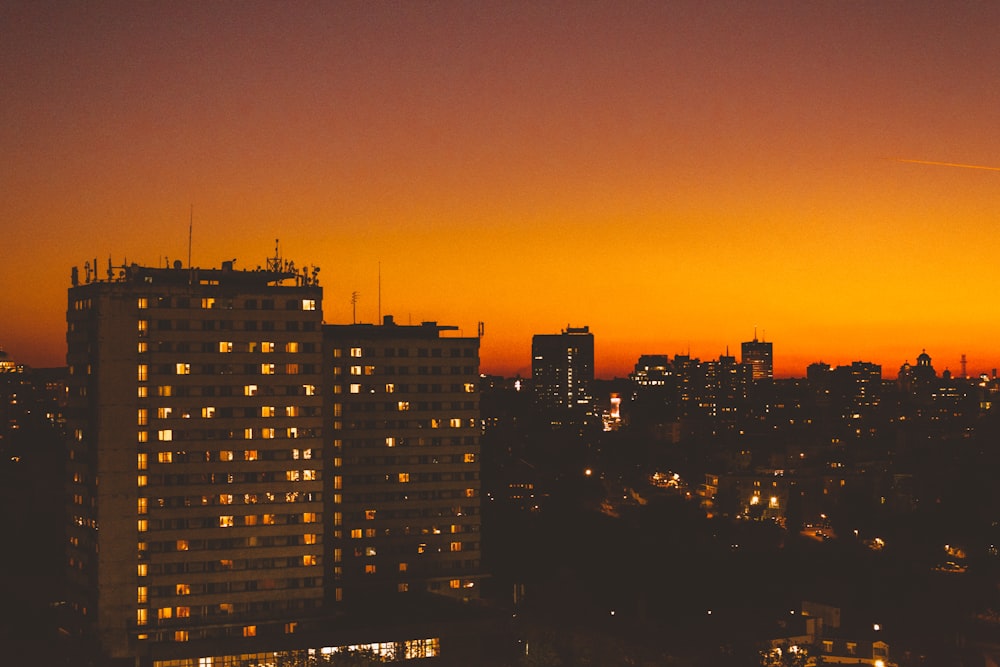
top-left (188, 205), bottom-right (193, 268)
top-left (378, 262), bottom-right (382, 323)
top-left (351, 291), bottom-right (360, 324)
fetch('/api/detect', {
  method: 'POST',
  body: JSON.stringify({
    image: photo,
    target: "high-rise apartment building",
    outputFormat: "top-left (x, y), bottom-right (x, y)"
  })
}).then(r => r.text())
top-left (66, 259), bottom-right (326, 661)
top-left (323, 316), bottom-right (483, 604)
top-left (741, 334), bottom-right (773, 381)
top-left (531, 326), bottom-right (594, 420)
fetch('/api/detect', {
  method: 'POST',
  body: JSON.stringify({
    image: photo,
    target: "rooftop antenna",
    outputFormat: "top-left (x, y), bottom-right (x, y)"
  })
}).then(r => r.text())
top-left (188, 205), bottom-right (193, 269)
top-left (961, 354), bottom-right (967, 379)
top-left (267, 239), bottom-right (281, 272)
top-left (378, 261), bottom-right (382, 323)
top-left (351, 291), bottom-right (360, 324)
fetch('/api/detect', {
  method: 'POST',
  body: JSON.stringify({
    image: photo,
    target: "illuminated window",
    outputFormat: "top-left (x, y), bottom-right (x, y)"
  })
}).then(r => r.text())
top-left (244, 515), bottom-right (257, 526)
top-left (398, 562), bottom-right (408, 572)
top-left (302, 299), bottom-right (316, 311)
top-left (219, 341), bottom-right (233, 353)
top-left (244, 384), bottom-right (258, 396)
top-left (351, 529), bottom-right (362, 539)
top-left (303, 384), bottom-right (316, 395)
top-left (303, 469), bottom-right (316, 480)
top-left (286, 363), bottom-right (299, 375)
top-left (137, 365), bottom-right (148, 381)
top-left (385, 383), bottom-right (395, 393)
top-left (219, 515), bottom-right (234, 528)
top-left (365, 509), bottom-right (377, 520)
top-left (175, 363), bottom-right (190, 375)
top-left (398, 401), bottom-right (410, 411)
top-left (286, 405), bottom-right (300, 417)
top-left (286, 342), bottom-right (299, 353)
top-left (285, 622), bottom-right (297, 634)
top-left (244, 427), bottom-right (254, 439)
top-left (398, 473), bottom-right (410, 483)
top-left (137, 563), bottom-right (148, 577)
top-left (303, 554), bottom-right (318, 566)
top-left (137, 519), bottom-right (148, 532)
top-left (449, 579), bottom-right (461, 589)
top-left (138, 341), bottom-right (148, 354)
top-left (464, 453), bottom-right (476, 463)
top-left (333, 512), bottom-right (342, 526)
top-left (261, 342), bottom-right (275, 353)
top-left (365, 564), bottom-right (376, 574)
top-left (137, 475), bottom-right (147, 487)
top-left (138, 409), bottom-right (148, 426)
top-left (157, 407), bottom-right (172, 419)
top-left (157, 608), bottom-right (172, 622)
top-left (261, 406), bottom-right (275, 417)
top-left (176, 539), bottom-right (188, 551)
top-left (137, 498), bottom-right (147, 514)
top-left (333, 475), bottom-right (342, 489)
top-left (137, 298), bottom-right (148, 309)
top-left (350, 348), bottom-right (362, 357)
top-left (450, 418), bottom-right (462, 428)
top-left (385, 437), bottom-right (396, 448)
top-left (137, 386), bottom-right (147, 398)
top-left (302, 512), bottom-right (318, 523)
top-left (450, 541), bottom-right (462, 552)
top-left (176, 606), bottom-right (190, 618)
top-left (350, 365), bottom-right (362, 376)
top-left (137, 586), bottom-right (148, 604)
top-left (158, 429), bottom-right (172, 441)
top-left (202, 406), bottom-right (215, 418)
top-left (138, 320), bottom-right (147, 335)
top-left (332, 403), bottom-right (342, 416)
top-left (398, 583), bottom-right (409, 592)
top-left (465, 488), bottom-right (475, 498)
top-left (243, 625), bottom-right (257, 638)
top-left (244, 449), bottom-right (258, 461)
top-left (286, 427), bottom-right (297, 438)
top-left (364, 365), bottom-right (375, 375)
top-left (201, 298), bottom-right (215, 309)
top-left (262, 514), bottom-right (275, 525)
top-left (333, 348), bottom-right (343, 358)
top-left (219, 494), bottom-right (233, 505)
top-left (464, 383), bottom-right (476, 393)
top-left (158, 385), bottom-right (172, 397)
top-left (350, 384), bottom-right (361, 394)
top-left (137, 430), bottom-right (148, 443)
top-left (174, 630), bottom-right (188, 643)
top-left (138, 453), bottom-right (148, 470)
top-left (303, 533), bottom-right (318, 545)
top-left (417, 543), bottom-right (426, 554)
top-left (158, 452), bottom-right (173, 463)
top-left (261, 363), bottom-right (275, 375)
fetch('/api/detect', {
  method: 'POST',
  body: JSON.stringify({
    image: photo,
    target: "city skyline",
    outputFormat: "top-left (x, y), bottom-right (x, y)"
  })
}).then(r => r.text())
top-left (5, 2), bottom-right (1000, 379)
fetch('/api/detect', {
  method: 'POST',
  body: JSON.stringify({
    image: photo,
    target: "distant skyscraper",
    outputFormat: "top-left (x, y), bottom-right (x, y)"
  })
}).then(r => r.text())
top-left (531, 326), bottom-right (594, 419)
top-left (741, 333), bottom-right (773, 381)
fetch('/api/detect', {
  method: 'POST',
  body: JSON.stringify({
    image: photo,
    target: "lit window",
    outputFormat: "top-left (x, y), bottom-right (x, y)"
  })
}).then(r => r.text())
top-left (244, 449), bottom-right (258, 461)
top-left (450, 418), bottom-right (462, 428)
top-left (262, 342), bottom-right (275, 353)
top-left (261, 406), bottom-right (275, 417)
top-left (157, 407), bottom-right (172, 419)
top-left (350, 365), bottom-right (362, 376)
top-left (137, 298), bottom-right (148, 309)
top-left (176, 606), bottom-right (190, 618)
top-left (219, 494), bottom-right (233, 505)
top-left (201, 298), bottom-right (215, 309)
top-left (303, 512), bottom-right (317, 523)
top-left (158, 429), bottom-right (172, 441)
top-left (303, 384), bottom-right (316, 395)
top-left (303, 469), bottom-right (316, 480)
top-left (302, 299), bottom-right (316, 311)
top-left (137, 365), bottom-right (148, 381)
top-left (286, 342), bottom-right (299, 353)
top-left (244, 427), bottom-right (254, 439)
top-left (244, 384), bottom-right (258, 396)
top-left (398, 583), bottom-right (409, 592)
top-left (363, 365), bottom-right (375, 375)
top-left (202, 406), bottom-right (215, 418)
top-left (219, 515), bottom-right (234, 527)
top-left (286, 363), bottom-right (299, 375)
top-left (137, 386), bottom-right (147, 398)
top-left (303, 554), bottom-right (318, 566)
top-left (303, 533), bottom-right (318, 545)
top-left (261, 363), bottom-right (275, 375)
top-left (219, 341), bottom-right (233, 353)
top-left (385, 437), bottom-right (395, 448)
top-left (261, 428), bottom-right (275, 439)
top-left (398, 473), bottom-right (410, 483)
top-left (137, 519), bottom-right (148, 532)
top-left (351, 529), bottom-right (362, 539)
top-left (285, 622), bottom-right (297, 634)
top-left (138, 320), bottom-right (147, 334)
top-left (176, 539), bottom-right (188, 551)
top-left (137, 586), bottom-right (148, 603)
top-left (136, 608), bottom-right (148, 626)
top-left (175, 363), bottom-right (190, 375)
top-left (138, 409), bottom-right (148, 426)
top-left (464, 453), bottom-right (475, 463)
top-left (350, 384), bottom-right (361, 394)
top-left (243, 625), bottom-right (257, 638)
top-left (465, 488), bottom-right (475, 498)
top-left (385, 383), bottom-right (395, 393)
top-left (464, 383), bottom-right (476, 393)
top-left (450, 541), bottom-right (462, 552)
top-left (333, 476), bottom-right (342, 489)
top-left (350, 348), bottom-right (362, 357)
top-left (365, 509), bottom-right (376, 520)
top-left (365, 564), bottom-right (376, 574)
top-left (137, 498), bottom-right (147, 514)
top-left (158, 385), bottom-right (172, 397)
top-left (158, 451), bottom-right (173, 463)
top-left (157, 609), bottom-right (172, 621)
top-left (137, 475), bottom-right (147, 487)
top-left (137, 563), bottom-right (148, 577)
top-left (398, 562), bottom-right (408, 572)
top-left (449, 579), bottom-right (461, 589)
top-left (174, 630), bottom-right (188, 643)
top-left (137, 453), bottom-right (148, 470)
top-left (397, 401), bottom-right (410, 411)
top-left (138, 341), bottom-right (148, 354)
top-left (262, 514), bottom-right (275, 525)
top-left (333, 348), bottom-right (343, 358)
top-left (287, 405), bottom-right (300, 417)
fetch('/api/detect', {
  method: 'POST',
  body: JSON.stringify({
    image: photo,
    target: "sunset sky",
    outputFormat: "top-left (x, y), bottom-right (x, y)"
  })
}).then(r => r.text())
top-left (3, 1), bottom-right (1000, 378)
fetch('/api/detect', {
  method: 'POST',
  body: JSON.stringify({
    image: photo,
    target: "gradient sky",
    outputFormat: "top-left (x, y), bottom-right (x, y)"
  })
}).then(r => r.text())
top-left (3, 1), bottom-right (1000, 378)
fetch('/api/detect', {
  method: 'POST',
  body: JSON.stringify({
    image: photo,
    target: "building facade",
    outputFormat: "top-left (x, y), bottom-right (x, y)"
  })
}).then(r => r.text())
top-left (531, 325), bottom-right (594, 422)
top-left (741, 334), bottom-right (773, 381)
top-left (66, 260), bottom-right (326, 661)
top-left (323, 316), bottom-right (483, 604)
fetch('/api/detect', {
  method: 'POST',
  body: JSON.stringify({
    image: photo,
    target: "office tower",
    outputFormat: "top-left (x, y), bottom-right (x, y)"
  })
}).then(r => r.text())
top-left (630, 354), bottom-right (671, 387)
top-left (741, 334), bottom-right (773, 381)
top-left (65, 259), bottom-right (325, 661)
top-left (531, 326), bottom-right (594, 420)
top-left (323, 316), bottom-right (483, 603)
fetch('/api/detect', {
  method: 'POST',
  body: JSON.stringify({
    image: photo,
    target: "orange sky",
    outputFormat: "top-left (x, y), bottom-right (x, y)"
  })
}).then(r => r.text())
top-left (3, 1), bottom-right (1000, 378)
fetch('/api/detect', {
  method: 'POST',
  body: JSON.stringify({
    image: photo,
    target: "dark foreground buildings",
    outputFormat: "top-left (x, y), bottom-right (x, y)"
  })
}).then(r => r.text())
top-left (64, 258), bottom-right (485, 666)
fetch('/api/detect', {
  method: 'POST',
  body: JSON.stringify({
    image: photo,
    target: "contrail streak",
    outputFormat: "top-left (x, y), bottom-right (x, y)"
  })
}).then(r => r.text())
top-left (890, 158), bottom-right (1000, 172)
